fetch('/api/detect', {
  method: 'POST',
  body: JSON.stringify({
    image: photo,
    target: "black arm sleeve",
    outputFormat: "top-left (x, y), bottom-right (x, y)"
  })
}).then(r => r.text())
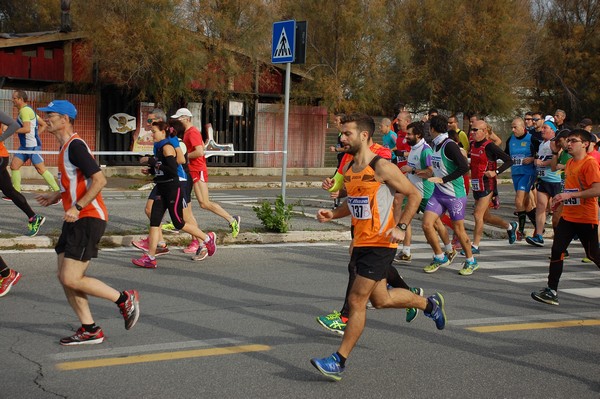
top-left (504, 136), bottom-right (511, 155)
top-left (158, 153), bottom-right (179, 178)
top-left (68, 140), bottom-right (101, 178)
top-left (442, 141), bottom-right (469, 183)
top-left (486, 143), bottom-right (513, 174)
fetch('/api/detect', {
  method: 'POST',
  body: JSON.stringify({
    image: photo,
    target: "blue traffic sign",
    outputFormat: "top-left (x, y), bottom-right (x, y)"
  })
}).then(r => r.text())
top-left (272, 20), bottom-right (296, 63)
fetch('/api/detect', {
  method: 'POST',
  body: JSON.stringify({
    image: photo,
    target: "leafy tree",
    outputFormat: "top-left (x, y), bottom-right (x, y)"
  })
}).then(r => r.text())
top-left (0, 0), bottom-right (59, 33)
top-left (396, 0), bottom-right (535, 116)
top-left (71, 0), bottom-right (210, 106)
top-left (532, 0), bottom-right (600, 121)
top-left (279, 0), bottom-right (396, 114)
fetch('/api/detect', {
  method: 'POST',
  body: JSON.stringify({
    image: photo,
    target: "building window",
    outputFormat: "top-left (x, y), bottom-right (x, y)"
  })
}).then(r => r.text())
top-left (44, 49), bottom-right (53, 59)
top-left (22, 49), bottom-right (36, 57)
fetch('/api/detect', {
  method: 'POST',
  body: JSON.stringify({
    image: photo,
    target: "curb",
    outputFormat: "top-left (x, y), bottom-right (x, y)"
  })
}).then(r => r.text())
top-left (0, 230), bottom-right (352, 250)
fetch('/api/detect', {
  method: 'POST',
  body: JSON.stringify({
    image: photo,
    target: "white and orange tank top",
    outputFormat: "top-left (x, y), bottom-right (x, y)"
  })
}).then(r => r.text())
top-left (58, 134), bottom-right (108, 221)
top-left (344, 156), bottom-right (397, 248)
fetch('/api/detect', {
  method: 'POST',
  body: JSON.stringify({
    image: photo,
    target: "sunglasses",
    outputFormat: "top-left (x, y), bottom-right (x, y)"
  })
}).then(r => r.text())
top-left (470, 128), bottom-right (481, 132)
top-left (147, 118), bottom-right (158, 123)
top-left (524, 118), bottom-right (532, 121)
top-left (532, 118), bottom-right (541, 122)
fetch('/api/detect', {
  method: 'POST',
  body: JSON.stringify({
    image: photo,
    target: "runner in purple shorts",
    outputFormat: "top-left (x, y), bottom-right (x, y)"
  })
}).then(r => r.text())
top-left (421, 115), bottom-right (476, 276)
top-left (426, 192), bottom-right (467, 221)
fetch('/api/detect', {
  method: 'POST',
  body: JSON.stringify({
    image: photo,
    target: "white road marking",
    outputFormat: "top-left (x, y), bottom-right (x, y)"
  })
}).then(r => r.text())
top-left (450, 311), bottom-right (600, 326)
top-left (491, 271), bottom-right (600, 283)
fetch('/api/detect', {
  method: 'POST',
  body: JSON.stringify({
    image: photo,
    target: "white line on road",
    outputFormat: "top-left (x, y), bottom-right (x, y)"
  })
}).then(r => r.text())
top-left (450, 311), bottom-right (600, 326)
top-left (492, 271), bottom-right (600, 283)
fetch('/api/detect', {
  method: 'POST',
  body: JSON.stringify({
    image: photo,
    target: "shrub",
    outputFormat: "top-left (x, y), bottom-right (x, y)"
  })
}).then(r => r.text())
top-left (253, 195), bottom-right (293, 233)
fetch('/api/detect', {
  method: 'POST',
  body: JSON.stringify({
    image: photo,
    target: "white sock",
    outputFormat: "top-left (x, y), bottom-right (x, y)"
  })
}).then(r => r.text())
top-left (444, 243), bottom-right (453, 252)
top-left (402, 247), bottom-right (411, 256)
top-left (434, 253), bottom-right (445, 260)
top-left (467, 257), bottom-right (475, 262)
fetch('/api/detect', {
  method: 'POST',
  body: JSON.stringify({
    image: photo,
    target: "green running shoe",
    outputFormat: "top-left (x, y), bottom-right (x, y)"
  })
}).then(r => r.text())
top-left (161, 221), bottom-right (179, 233)
top-left (27, 215), bottom-right (45, 237)
top-left (230, 216), bottom-right (241, 238)
top-left (406, 287), bottom-right (424, 323)
top-left (316, 310), bottom-right (346, 335)
top-left (458, 258), bottom-right (479, 276)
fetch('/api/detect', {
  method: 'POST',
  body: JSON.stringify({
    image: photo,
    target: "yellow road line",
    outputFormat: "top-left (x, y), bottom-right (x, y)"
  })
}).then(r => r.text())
top-left (467, 319), bottom-right (600, 333)
top-left (56, 344), bottom-right (271, 371)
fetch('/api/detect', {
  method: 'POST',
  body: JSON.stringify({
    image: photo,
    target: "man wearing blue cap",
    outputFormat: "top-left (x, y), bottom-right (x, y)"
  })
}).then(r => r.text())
top-left (35, 100), bottom-right (140, 345)
top-left (526, 120), bottom-right (562, 247)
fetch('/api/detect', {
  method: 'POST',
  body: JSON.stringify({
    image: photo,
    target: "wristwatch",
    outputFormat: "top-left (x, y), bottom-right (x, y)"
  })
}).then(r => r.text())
top-left (398, 223), bottom-right (408, 231)
top-left (75, 203), bottom-right (83, 211)
top-left (411, 167), bottom-right (416, 174)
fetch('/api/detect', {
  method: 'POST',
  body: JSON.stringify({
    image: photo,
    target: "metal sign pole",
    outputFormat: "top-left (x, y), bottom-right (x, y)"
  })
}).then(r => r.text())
top-left (281, 62), bottom-right (291, 203)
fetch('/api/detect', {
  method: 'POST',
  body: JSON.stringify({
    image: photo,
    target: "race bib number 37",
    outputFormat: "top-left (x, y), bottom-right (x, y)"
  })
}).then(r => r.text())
top-left (347, 196), bottom-right (372, 219)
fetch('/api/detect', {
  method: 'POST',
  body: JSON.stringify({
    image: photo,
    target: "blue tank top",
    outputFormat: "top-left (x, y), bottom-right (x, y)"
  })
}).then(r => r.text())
top-left (508, 133), bottom-right (535, 175)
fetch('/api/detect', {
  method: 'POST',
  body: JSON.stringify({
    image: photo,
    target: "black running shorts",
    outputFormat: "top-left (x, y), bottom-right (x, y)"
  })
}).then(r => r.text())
top-left (55, 217), bottom-right (107, 261)
top-left (351, 246), bottom-right (396, 281)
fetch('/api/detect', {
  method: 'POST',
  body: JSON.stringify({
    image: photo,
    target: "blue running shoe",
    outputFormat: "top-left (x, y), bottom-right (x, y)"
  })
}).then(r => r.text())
top-left (425, 293), bottom-right (447, 330)
top-left (507, 222), bottom-right (517, 244)
top-left (310, 353), bottom-right (345, 381)
top-left (526, 234), bottom-right (544, 247)
top-left (459, 245), bottom-right (480, 256)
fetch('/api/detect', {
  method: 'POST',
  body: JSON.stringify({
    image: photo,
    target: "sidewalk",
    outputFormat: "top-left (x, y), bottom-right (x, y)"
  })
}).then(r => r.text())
top-left (6, 171), bottom-right (549, 250)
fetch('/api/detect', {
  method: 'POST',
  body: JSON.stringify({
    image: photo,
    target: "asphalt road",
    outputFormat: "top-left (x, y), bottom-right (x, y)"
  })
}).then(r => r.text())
top-left (2, 238), bottom-right (599, 398)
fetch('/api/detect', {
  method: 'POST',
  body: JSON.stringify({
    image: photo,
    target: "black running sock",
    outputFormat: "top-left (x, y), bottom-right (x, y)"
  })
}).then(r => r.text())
top-left (517, 211), bottom-right (526, 233)
top-left (82, 323), bottom-right (96, 333)
top-left (115, 292), bottom-right (127, 305)
top-left (527, 208), bottom-right (537, 226)
top-left (0, 267), bottom-right (9, 278)
top-left (425, 299), bottom-right (434, 314)
top-left (335, 352), bottom-right (346, 367)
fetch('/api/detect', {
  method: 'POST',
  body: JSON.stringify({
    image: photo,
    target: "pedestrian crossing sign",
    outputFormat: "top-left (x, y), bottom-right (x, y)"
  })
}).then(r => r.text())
top-left (272, 20), bottom-right (296, 64)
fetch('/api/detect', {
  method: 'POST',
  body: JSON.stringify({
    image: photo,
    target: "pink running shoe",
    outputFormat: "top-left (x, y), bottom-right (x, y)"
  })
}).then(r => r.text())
top-left (132, 236), bottom-right (149, 251)
top-left (132, 254), bottom-right (157, 269)
top-left (183, 239), bottom-right (200, 254)
top-left (204, 232), bottom-right (217, 256)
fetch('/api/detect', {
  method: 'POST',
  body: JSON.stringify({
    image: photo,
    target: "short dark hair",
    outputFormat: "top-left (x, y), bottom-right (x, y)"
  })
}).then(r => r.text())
top-left (568, 128), bottom-right (592, 143)
top-left (341, 113), bottom-right (376, 138)
top-left (428, 108), bottom-right (438, 116)
top-left (525, 111), bottom-right (533, 117)
top-left (429, 114), bottom-right (448, 134)
top-left (407, 121), bottom-right (424, 138)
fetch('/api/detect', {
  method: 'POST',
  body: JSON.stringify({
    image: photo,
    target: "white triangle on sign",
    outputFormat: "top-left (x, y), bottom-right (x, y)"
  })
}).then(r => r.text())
top-left (274, 28), bottom-right (292, 58)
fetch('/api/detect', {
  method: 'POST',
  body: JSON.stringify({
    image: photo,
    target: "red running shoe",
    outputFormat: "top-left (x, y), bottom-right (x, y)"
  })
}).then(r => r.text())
top-left (118, 289), bottom-right (140, 330)
top-left (0, 269), bottom-right (21, 297)
top-left (60, 326), bottom-right (105, 346)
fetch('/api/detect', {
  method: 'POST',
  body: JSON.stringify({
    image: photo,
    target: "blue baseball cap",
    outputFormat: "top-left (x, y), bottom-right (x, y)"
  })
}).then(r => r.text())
top-left (38, 100), bottom-right (77, 119)
top-left (543, 120), bottom-right (557, 132)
